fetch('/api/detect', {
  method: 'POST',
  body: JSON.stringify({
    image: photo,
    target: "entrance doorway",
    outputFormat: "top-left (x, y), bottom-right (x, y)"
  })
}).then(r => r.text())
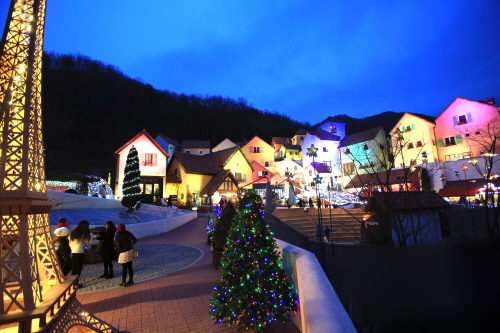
top-left (140, 176), bottom-right (163, 203)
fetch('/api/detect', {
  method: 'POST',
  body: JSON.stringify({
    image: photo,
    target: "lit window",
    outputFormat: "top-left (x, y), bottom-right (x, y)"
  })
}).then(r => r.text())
top-left (253, 147), bottom-right (261, 153)
top-left (444, 136), bottom-right (456, 146)
top-left (475, 130), bottom-right (481, 135)
top-left (329, 125), bottom-right (337, 133)
top-left (405, 126), bottom-right (412, 132)
top-left (458, 114), bottom-right (467, 125)
top-left (264, 161), bottom-right (270, 167)
top-left (143, 153), bottom-right (156, 166)
top-left (416, 141), bottom-right (422, 147)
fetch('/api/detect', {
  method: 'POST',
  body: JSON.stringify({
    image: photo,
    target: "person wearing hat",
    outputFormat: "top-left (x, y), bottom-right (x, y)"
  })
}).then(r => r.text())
top-left (115, 223), bottom-right (137, 287)
top-left (58, 217), bottom-right (70, 228)
top-left (53, 227), bottom-right (72, 276)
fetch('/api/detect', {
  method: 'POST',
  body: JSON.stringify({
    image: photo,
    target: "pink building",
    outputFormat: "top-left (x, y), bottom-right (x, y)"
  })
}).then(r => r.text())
top-left (434, 97), bottom-right (500, 162)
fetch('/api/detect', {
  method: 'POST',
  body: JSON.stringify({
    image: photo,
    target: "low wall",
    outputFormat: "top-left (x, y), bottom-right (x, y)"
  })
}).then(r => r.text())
top-left (276, 238), bottom-right (356, 333)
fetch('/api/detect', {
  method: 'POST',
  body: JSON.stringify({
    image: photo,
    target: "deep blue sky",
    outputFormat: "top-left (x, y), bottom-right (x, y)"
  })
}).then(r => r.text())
top-left (1, 0), bottom-right (499, 124)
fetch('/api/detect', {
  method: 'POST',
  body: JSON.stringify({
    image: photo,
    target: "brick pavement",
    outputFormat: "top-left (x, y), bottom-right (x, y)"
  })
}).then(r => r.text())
top-left (76, 216), bottom-right (300, 333)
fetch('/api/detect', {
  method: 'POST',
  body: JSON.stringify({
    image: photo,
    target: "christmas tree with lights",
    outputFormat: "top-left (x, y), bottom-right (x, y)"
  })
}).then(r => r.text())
top-left (209, 189), bottom-right (297, 331)
top-left (121, 146), bottom-right (142, 211)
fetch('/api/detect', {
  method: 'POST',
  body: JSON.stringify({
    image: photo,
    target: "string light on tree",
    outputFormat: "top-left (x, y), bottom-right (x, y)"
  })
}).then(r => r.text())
top-left (209, 189), bottom-right (297, 331)
top-left (121, 145), bottom-right (142, 211)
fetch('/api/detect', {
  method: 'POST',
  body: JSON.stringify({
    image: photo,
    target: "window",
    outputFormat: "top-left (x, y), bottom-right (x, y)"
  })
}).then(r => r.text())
top-left (465, 132), bottom-right (471, 137)
top-left (174, 168), bottom-right (178, 175)
top-left (445, 152), bottom-right (469, 161)
top-left (343, 162), bottom-right (355, 175)
top-left (463, 151), bottom-right (471, 159)
top-left (408, 143), bottom-right (414, 149)
top-left (444, 136), bottom-right (456, 146)
top-left (416, 141), bottom-right (423, 147)
top-left (264, 161), bottom-right (270, 167)
top-left (235, 173), bottom-right (246, 182)
top-left (329, 125), bottom-right (337, 133)
top-left (378, 143), bottom-right (385, 149)
top-left (323, 147), bottom-right (328, 152)
top-left (185, 150), bottom-right (190, 154)
top-left (142, 153), bottom-right (157, 166)
top-left (405, 126), bottom-right (412, 132)
top-left (199, 150), bottom-right (203, 154)
top-left (475, 130), bottom-right (481, 135)
top-left (223, 180), bottom-right (233, 190)
top-left (458, 114), bottom-right (467, 125)
top-left (344, 148), bottom-right (351, 154)
top-left (410, 159), bottom-right (417, 166)
top-left (362, 143), bottom-right (369, 151)
top-left (253, 146), bottom-right (261, 153)
top-left (301, 137), bottom-right (304, 141)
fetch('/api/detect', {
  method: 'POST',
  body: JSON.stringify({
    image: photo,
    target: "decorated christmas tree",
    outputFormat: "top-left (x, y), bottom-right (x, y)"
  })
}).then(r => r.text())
top-left (209, 189), bottom-right (297, 331)
top-left (121, 146), bottom-right (142, 211)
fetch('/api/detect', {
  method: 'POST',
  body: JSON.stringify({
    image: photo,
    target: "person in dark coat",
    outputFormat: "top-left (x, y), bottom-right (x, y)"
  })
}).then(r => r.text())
top-left (96, 221), bottom-right (117, 279)
top-left (54, 227), bottom-right (72, 275)
top-left (167, 195), bottom-right (173, 207)
top-left (309, 197), bottom-right (314, 208)
top-left (324, 226), bottom-right (331, 242)
top-left (115, 223), bottom-right (137, 287)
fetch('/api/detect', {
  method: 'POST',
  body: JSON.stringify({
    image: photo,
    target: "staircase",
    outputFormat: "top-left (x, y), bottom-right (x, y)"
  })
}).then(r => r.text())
top-left (272, 208), bottom-right (365, 243)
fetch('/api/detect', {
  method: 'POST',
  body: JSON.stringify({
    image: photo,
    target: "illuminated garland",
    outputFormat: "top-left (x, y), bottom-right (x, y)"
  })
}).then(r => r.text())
top-left (209, 189), bottom-right (297, 330)
top-left (121, 146), bottom-right (142, 211)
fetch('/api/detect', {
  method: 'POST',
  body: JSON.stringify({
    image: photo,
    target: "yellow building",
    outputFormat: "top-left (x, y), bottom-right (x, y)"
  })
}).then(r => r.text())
top-left (165, 146), bottom-right (252, 206)
top-left (241, 136), bottom-right (275, 173)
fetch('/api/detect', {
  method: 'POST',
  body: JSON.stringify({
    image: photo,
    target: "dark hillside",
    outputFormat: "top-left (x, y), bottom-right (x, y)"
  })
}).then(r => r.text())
top-left (41, 52), bottom-right (310, 178)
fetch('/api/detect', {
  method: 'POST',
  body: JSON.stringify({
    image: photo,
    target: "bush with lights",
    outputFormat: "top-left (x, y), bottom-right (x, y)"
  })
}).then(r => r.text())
top-left (121, 146), bottom-right (142, 212)
top-left (209, 189), bottom-right (297, 331)
top-left (212, 201), bottom-right (237, 251)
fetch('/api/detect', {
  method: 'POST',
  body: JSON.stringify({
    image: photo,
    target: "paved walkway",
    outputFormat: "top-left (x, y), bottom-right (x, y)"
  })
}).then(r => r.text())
top-left (75, 216), bottom-right (300, 333)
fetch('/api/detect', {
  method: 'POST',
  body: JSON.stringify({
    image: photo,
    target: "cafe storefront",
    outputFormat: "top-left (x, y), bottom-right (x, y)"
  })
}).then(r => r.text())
top-left (140, 176), bottom-right (164, 203)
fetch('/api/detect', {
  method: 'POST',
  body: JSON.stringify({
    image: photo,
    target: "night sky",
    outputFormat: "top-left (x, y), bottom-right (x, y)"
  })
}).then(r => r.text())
top-left (1, 0), bottom-right (499, 124)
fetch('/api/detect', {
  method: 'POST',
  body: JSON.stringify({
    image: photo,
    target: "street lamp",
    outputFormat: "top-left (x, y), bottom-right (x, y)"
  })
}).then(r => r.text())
top-left (440, 174), bottom-right (447, 181)
top-left (469, 158), bottom-right (478, 166)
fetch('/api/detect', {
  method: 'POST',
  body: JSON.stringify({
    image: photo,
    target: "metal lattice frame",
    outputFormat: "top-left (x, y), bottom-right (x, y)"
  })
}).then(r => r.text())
top-left (0, 1), bottom-right (116, 332)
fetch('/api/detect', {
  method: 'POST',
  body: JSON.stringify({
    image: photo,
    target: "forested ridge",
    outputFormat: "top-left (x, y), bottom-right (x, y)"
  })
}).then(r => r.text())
top-left (41, 52), bottom-right (434, 179)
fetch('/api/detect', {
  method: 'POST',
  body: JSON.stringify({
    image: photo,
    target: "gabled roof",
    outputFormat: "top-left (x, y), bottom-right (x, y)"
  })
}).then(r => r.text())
top-left (156, 134), bottom-right (181, 147)
top-left (345, 167), bottom-right (421, 188)
top-left (307, 131), bottom-right (341, 141)
top-left (435, 96), bottom-right (499, 120)
top-left (200, 170), bottom-right (239, 196)
top-left (314, 116), bottom-right (346, 128)
top-left (389, 112), bottom-right (435, 134)
top-left (283, 143), bottom-right (301, 150)
top-left (115, 129), bottom-right (169, 158)
top-left (310, 162), bottom-right (331, 174)
top-left (169, 146), bottom-right (247, 175)
top-left (339, 127), bottom-right (384, 148)
top-left (294, 128), bottom-right (307, 136)
top-left (272, 137), bottom-right (290, 146)
top-left (244, 135), bottom-right (272, 147)
top-left (365, 191), bottom-right (450, 211)
top-left (213, 138), bottom-right (239, 150)
top-left (182, 140), bottom-right (210, 149)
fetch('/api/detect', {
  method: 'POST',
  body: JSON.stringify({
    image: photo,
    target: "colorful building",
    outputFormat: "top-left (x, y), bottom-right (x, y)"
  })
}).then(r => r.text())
top-left (115, 129), bottom-right (169, 203)
top-left (241, 136), bottom-right (275, 173)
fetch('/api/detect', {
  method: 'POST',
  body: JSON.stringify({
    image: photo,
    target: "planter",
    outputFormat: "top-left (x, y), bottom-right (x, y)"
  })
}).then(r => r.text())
top-left (212, 249), bottom-right (223, 269)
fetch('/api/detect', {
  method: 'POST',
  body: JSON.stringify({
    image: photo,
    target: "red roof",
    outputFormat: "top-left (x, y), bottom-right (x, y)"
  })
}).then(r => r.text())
top-left (115, 129), bottom-right (169, 158)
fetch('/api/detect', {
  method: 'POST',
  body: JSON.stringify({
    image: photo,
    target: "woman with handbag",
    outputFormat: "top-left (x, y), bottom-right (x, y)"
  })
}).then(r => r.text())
top-left (115, 223), bottom-right (137, 287)
top-left (96, 221), bottom-right (117, 279)
top-left (69, 220), bottom-right (91, 288)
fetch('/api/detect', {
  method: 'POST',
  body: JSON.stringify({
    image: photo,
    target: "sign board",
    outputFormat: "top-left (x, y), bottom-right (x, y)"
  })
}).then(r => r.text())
top-left (169, 195), bottom-right (178, 201)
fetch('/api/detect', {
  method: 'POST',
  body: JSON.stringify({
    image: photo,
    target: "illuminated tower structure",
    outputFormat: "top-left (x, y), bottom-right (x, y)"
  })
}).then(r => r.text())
top-left (0, 1), bottom-right (115, 332)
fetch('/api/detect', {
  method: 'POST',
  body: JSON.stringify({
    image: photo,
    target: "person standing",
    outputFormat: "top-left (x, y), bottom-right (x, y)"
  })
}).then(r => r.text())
top-left (69, 220), bottom-right (91, 288)
top-left (58, 217), bottom-right (70, 228)
top-left (115, 223), bottom-right (137, 287)
top-left (53, 227), bottom-right (72, 276)
top-left (96, 221), bottom-right (117, 279)
top-left (324, 226), bottom-right (331, 242)
top-left (309, 197), bottom-right (314, 208)
top-left (99, 184), bottom-right (107, 198)
top-left (167, 195), bottom-right (173, 207)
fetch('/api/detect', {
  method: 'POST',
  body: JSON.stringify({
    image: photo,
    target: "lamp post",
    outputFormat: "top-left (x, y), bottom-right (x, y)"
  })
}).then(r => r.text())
top-left (307, 144), bottom-right (325, 268)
